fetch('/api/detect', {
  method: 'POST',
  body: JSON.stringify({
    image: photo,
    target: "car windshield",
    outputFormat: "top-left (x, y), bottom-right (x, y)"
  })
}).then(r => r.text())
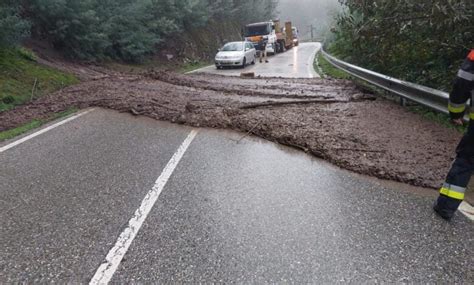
top-left (245, 24), bottom-right (271, 37)
top-left (222, 42), bottom-right (244, 51)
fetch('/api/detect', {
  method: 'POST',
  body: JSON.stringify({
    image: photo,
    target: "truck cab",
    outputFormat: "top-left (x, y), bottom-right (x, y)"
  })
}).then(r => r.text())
top-left (244, 22), bottom-right (277, 54)
top-left (292, 26), bottom-right (299, 46)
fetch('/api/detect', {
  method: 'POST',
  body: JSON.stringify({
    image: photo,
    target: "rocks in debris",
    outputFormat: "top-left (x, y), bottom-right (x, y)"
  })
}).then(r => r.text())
top-left (240, 72), bottom-right (255, 78)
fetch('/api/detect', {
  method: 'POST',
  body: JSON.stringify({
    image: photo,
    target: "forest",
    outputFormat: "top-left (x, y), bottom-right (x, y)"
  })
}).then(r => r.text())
top-left (329, 0), bottom-right (473, 90)
top-left (0, 0), bottom-right (278, 62)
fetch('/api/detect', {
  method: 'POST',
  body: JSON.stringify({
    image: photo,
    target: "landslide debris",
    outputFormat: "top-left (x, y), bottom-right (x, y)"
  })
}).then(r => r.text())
top-left (0, 71), bottom-right (461, 189)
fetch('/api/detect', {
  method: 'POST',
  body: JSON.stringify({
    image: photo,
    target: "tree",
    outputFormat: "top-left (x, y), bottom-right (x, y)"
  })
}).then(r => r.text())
top-left (16, 0), bottom-right (279, 61)
top-left (0, 0), bottom-right (30, 47)
top-left (26, 0), bottom-right (107, 60)
top-left (331, 0), bottom-right (473, 90)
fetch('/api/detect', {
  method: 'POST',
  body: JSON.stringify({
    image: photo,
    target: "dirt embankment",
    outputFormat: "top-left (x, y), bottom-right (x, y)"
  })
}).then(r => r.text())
top-left (0, 70), bottom-right (461, 189)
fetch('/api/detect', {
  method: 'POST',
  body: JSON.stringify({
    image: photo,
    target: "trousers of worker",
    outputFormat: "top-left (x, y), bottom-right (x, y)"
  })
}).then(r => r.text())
top-left (436, 130), bottom-right (474, 215)
top-left (435, 49), bottom-right (474, 219)
top-left (259, 49), bottom-right (267, 62)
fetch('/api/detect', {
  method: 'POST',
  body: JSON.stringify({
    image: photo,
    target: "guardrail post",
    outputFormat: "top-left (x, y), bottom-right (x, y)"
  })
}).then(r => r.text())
top-left (400, 97), bottom-right (406, 107)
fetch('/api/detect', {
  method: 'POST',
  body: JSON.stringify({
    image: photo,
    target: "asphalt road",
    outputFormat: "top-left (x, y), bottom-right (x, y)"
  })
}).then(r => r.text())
top-left (0, 108), bottom-right (473, 283)
top-left (192, 42), bottom-right (321, 78)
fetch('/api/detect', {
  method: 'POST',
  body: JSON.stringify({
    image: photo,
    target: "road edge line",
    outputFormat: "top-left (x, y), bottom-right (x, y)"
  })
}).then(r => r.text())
top-left (0, 108), bottom-right (95, 154)
top-left (89, 129), bottom-right (199, 284)
top-left (459, 201), bottom-right (474, 221)
top-left (185, 65), bottom-right (214, 74)
top-left (307, 43), bottom-right (320, 78)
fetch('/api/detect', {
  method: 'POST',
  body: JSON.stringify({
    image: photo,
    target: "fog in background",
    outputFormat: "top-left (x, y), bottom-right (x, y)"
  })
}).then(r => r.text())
top-left (277, 0), bottom-right (342, 41)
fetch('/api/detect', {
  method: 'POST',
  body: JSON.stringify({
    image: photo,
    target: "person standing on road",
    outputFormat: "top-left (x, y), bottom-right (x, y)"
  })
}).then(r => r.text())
top-left (433, 49), bottom-right (474, 220)
top-left (257, 36), bottom-right (269, 63)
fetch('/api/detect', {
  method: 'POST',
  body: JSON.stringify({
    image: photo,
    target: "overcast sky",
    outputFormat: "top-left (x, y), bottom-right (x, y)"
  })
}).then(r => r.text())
top-left (277, 0), bottom-right (342, 40)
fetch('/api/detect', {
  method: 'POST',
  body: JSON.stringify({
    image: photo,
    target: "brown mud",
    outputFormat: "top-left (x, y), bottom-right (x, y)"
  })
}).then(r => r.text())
top-left (0, 71), bottom-right (461, 189)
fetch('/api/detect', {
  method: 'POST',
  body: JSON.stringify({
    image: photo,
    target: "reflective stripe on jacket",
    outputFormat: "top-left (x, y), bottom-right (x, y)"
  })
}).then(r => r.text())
top-left (449, 49), bottom-right (474, 120)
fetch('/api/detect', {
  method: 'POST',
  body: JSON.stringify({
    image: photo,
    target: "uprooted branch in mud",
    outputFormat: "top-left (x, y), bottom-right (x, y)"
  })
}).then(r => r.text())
top-left (0, 71), bottom-right (461, 189)
top-left (239, 97), bottom-right (376, 109)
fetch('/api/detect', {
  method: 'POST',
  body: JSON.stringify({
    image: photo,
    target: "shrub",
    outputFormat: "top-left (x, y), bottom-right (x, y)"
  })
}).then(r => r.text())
top-left (330, 0), bottom-right (473, 91)
top-left (0, 1), bottom-right (30, 47)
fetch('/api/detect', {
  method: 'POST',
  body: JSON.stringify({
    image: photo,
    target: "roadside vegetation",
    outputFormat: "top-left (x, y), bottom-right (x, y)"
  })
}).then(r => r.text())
top-left (1, 0), bottom-right (278, 63)
top-left (314, 53), bottom-right (349, 79)
top-left (315, 51), bottom-right (467, 133)
top-left (178, 61), bottom-right (213, 73)
top-left (328, 0), bottom-right (472, 91)
top-left (0, 48), bottom-right (78, 112)
top-left (0, 108), bottom-right (78, 141)
top-left (0, 1), bottom-right (73, 113)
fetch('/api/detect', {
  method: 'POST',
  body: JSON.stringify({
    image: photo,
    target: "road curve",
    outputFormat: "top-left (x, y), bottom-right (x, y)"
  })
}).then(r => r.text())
top-left (192, 42), bottom-right (321, 78)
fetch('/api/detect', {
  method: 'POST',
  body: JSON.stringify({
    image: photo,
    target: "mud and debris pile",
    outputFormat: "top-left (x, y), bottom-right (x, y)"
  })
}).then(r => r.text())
top-left (0, 71), bottom-right (461, 188)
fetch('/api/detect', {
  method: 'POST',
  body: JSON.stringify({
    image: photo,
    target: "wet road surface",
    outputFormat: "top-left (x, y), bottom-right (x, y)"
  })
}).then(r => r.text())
top-left (0, 108), bottom-right (472, 283)
top-left (192, 42), bottom-right (321, 78)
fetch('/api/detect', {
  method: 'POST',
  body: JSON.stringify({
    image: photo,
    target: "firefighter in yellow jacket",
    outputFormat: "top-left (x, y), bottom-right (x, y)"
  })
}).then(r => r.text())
top-left (434, 49), bottom-right (474, 220)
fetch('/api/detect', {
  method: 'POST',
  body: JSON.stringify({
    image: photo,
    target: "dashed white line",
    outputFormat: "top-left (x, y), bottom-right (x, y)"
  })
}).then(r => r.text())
top-left (0, 108), bottom-right (95, 154)
top-left (89, 129), bottom-right (199, 285)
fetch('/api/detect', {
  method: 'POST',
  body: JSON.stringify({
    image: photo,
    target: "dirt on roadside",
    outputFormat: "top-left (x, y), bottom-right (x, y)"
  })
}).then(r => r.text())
top-left (0, 70), bottom-right (462, 189)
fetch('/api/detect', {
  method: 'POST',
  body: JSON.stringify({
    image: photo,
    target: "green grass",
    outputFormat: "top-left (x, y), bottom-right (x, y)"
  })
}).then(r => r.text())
top-left (0, 48), bottom-right (79, 112)
top-left (408, 105), bottom-right (466, 132)
top-left (315, 52), bottom-right (350, 79)
top-left (0, 120), bottom-right (43, 141)
top-left (177, 60), bottom-right (212, 73)
top-left (0, 108), bottom-right (78, 141)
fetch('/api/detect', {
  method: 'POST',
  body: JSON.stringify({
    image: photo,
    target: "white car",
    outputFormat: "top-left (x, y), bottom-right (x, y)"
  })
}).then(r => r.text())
top-left (215, 41), bottom-right (257, 69)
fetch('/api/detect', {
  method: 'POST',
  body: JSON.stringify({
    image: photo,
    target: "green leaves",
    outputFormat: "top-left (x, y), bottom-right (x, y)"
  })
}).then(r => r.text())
top-left (331, 0), bottom-right (473, 90)
top-left (0, 1), bottom-right (30, 47)
top-left (12, 0), bottom-right (277, 62)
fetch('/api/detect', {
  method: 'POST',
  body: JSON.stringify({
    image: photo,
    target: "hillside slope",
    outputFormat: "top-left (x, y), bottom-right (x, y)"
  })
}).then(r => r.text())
top-left (0, 48), bottom-right (78, 112)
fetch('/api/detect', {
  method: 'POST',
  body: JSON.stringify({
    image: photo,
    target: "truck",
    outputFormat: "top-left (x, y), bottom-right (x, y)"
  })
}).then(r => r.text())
top-left (274, 20), bottom-right (294, 53)
top-left (286, 26), bottom-right (299, 46)
top-left (243, 20), bottom-right (294, 54)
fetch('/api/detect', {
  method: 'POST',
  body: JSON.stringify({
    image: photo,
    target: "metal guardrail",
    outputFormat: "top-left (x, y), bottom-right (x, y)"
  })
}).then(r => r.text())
top-left (321, 47), bottom-right (451, 114)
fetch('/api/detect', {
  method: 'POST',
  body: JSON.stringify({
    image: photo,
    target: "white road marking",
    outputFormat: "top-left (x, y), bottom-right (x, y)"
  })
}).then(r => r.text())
top-left (0, 108), bottom-right (95, 154)
top-left (459, 201), bottom-right (474, 221)
top-left (307, 43), bottom-right (321, 78)
top-left (90, 129), bottom-right (199, 284)
top-left (185, 66), bottom-right (212, 74)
